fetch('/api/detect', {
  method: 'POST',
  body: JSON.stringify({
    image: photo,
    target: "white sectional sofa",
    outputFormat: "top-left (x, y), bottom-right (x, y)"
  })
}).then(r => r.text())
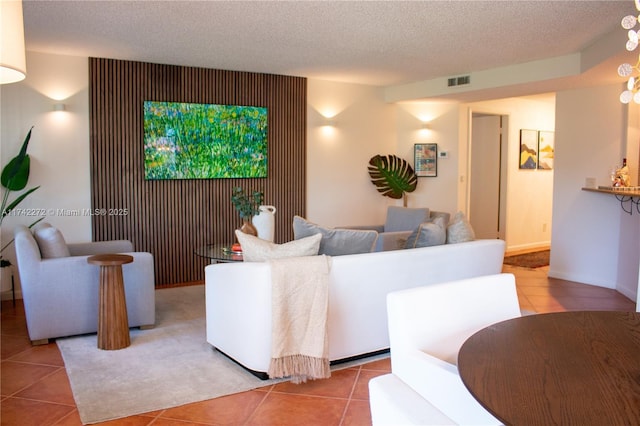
top-left (205, 238), bottom-right (506, 378)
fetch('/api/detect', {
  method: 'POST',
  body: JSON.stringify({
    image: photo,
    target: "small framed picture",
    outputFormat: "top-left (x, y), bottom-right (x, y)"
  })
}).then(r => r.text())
top-left (537, 131), bottom-right (554, 170)
top-left (414, 143), bottom-right (437, 177)
top-left (519, 129), bottom-right (538, 169)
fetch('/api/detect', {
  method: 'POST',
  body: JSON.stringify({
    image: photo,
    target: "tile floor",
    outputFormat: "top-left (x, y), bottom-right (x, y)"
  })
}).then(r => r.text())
top-left (1, 264), bottom-right (636, 426)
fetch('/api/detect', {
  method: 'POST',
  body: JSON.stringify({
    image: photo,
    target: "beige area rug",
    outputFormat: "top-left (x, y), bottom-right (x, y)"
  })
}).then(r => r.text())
top-left (57, 285), bottom-right (387, 424)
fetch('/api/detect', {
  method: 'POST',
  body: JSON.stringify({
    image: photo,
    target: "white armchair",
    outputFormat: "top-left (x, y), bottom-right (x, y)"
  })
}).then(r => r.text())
top-left (369, 273), bottom-right (522, 425)
top-left (13, 223), bottom-right (156, 344)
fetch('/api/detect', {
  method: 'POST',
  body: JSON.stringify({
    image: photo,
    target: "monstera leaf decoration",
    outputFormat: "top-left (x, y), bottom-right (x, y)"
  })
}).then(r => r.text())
top-left (367, 154), bottom-right (418, 200)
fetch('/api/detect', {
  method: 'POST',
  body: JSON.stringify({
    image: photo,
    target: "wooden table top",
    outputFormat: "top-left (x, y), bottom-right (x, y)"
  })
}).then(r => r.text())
top-left (87, 254), bottom-right (133, 266)
top-left (458, 311), bottom-right (640, 426)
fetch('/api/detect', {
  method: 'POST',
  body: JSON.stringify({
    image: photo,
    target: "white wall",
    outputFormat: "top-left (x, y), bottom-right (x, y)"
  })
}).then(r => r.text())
top-left (394, 101), bottom-right (460, 215)
top-left (552, 83), bottom-right (639, 302)
top-left (306, 79), bottom-right (396, 227)
top-left (308, 94), bottom-right (468, 227)
top-left (463, 95), bottom-right (556, 251)
top-left (1, 52), bottom-right (91, 267)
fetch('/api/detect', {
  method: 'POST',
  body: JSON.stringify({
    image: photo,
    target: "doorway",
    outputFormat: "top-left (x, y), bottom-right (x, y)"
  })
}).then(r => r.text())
top-left (468, 113), bottom-right (508, 240)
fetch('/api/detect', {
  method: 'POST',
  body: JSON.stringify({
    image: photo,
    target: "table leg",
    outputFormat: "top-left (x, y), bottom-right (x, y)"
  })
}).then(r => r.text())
top-left (97, 264), bottom-right (131, 350)
top-left (11, 272), bottom-right (15, 307)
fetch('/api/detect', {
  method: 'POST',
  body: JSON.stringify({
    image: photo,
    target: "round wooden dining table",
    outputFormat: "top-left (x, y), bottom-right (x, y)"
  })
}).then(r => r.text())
top-left (458, 311), bottom-right (640, 425)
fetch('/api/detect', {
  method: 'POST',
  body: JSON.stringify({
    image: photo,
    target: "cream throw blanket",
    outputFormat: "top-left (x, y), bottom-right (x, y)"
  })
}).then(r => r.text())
top-left (268, 255), bottom-right (332, 383)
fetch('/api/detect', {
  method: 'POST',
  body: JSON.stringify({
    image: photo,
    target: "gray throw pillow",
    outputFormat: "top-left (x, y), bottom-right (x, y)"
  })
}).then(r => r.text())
top-left (446, 211), bottom-right (476, 244)
top-left (384, 206), bottom-right (430, 232)
top-left (235, 230), bottom-right (321, 262)
top-left (293, 216), bottom-right (378, 256)
top-left (405, 216), bottom-right (447, 248)
top-left (34, 225), bottom-right (71, 258)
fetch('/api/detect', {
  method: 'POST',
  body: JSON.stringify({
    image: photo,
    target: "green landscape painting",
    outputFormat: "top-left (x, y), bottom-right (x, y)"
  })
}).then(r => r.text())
top-left (143, 101), bottom-right (268, 179)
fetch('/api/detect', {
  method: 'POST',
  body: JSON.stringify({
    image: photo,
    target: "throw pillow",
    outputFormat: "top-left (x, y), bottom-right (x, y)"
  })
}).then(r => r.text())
top-left (292, 216), bottom-right (378, 256)
top-left (446, 211), bottom-right (476, 244)
top-left (34, 226), bottom-right (71, 258)
top-left (235, 230), bottom-right (321, 262)
top-left (384, 206), bottom-right (430, 232)
top-left (405, 216), bottom-right (447, 248)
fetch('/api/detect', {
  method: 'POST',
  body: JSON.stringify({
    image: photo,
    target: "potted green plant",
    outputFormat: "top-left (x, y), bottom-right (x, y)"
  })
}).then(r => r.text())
top-left (367, 154), bottom-right (418, 207)
top-left (1, 127), bottom-right (42, 297)
top-left (231, 187), bottom-right (263, 236)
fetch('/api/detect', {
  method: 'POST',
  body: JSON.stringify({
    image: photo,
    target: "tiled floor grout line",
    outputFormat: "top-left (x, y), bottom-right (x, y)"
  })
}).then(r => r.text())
top-left (146, 408), bottom-right (169, 425)
top-left (52, 409), bottom-right (81, 426)
top-left (339, 365), bottom-right (364, 425)
top-left (267, 390), bottom-right (352, 400)
top-left (2, 365), bottom-right (66, 398)
top-left (5, 358), bottom-right (62, 368)
top-left (243, 384), bottom-right (275, 425)
top-left (5, 395), bottom-right (75, 408)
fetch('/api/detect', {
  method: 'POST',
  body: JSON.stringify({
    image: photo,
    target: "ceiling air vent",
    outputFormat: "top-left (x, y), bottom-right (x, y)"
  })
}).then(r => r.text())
top-left (447, 75), bottom-right (471, 87)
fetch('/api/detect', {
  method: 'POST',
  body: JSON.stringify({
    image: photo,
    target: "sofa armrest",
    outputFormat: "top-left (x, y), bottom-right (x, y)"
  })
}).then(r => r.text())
top-left (392, 349), bottom-right (500, 425)
top-left (35, 252), bottom-right (153, 296)
top-left (67, 240), bottom-right (134, 256)
top-left (369, 373), bottom-right (456, 425)
top-left (205, 262), bottom-right (273, 373)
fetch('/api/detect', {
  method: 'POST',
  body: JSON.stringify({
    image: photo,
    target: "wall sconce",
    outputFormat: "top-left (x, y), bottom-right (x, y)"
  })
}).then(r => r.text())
top-left (421, 122), bottom-right (430, 130)
top-left (320, 117), bottom-right (337, 137)
top-left (53, 103), bottom-right (66, 112)
top-left (0, 0), bottom-right (27, 84)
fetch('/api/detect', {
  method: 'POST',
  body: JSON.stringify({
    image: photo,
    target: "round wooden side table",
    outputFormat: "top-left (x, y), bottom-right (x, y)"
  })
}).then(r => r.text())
top-left (87, 254), bottom-right (134, 350)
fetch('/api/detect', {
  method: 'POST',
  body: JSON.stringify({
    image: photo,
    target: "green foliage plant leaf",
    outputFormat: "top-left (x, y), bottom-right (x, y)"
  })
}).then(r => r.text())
top-left (2, 186), bottom-right (40, 219)
top-left (0, 127), bottom-right (41, 236)
top-left (367, 154), bottom-right (418, 199)
top-left (0, 127), bottom-right (40, 264)
top-left (1, 127), bottom-right (33, 191)
top-left (231, 187), bottom-right (264, 219)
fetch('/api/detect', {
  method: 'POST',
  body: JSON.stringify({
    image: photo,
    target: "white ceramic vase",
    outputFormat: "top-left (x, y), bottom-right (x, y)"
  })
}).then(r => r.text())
top-left (252, 205), bottom-right (276, 242)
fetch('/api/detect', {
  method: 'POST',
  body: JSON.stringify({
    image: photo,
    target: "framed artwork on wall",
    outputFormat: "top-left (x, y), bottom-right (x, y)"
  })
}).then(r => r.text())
top-left (414, 143), bottom-right (437, 177)
top-left (519, 129), bottom-right (538, 169)
top-left (537, 131), bottom-right (555, 170)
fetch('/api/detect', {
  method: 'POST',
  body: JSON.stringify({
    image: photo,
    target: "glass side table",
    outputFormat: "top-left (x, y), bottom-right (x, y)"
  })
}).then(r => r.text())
top-left (194, 244), bottom-right (244, 263)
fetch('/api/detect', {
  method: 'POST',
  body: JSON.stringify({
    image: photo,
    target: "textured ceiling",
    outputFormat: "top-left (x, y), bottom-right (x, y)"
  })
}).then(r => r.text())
top-left (22, 0), bottom-right (635, 92)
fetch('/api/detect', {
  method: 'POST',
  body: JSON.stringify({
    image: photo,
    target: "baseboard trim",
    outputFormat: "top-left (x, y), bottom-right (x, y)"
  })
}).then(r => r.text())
top-left (330, 349), bottom-right (390, 366)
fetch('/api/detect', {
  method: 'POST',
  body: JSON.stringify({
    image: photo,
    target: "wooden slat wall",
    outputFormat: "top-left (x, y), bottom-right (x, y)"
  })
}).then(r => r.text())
top-left (89, 58), bottom-right (306, 286)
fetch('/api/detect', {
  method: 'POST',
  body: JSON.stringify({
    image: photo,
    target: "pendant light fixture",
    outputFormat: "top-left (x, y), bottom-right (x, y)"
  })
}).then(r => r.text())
top-left (0, 0), bottom-right (27, 84)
